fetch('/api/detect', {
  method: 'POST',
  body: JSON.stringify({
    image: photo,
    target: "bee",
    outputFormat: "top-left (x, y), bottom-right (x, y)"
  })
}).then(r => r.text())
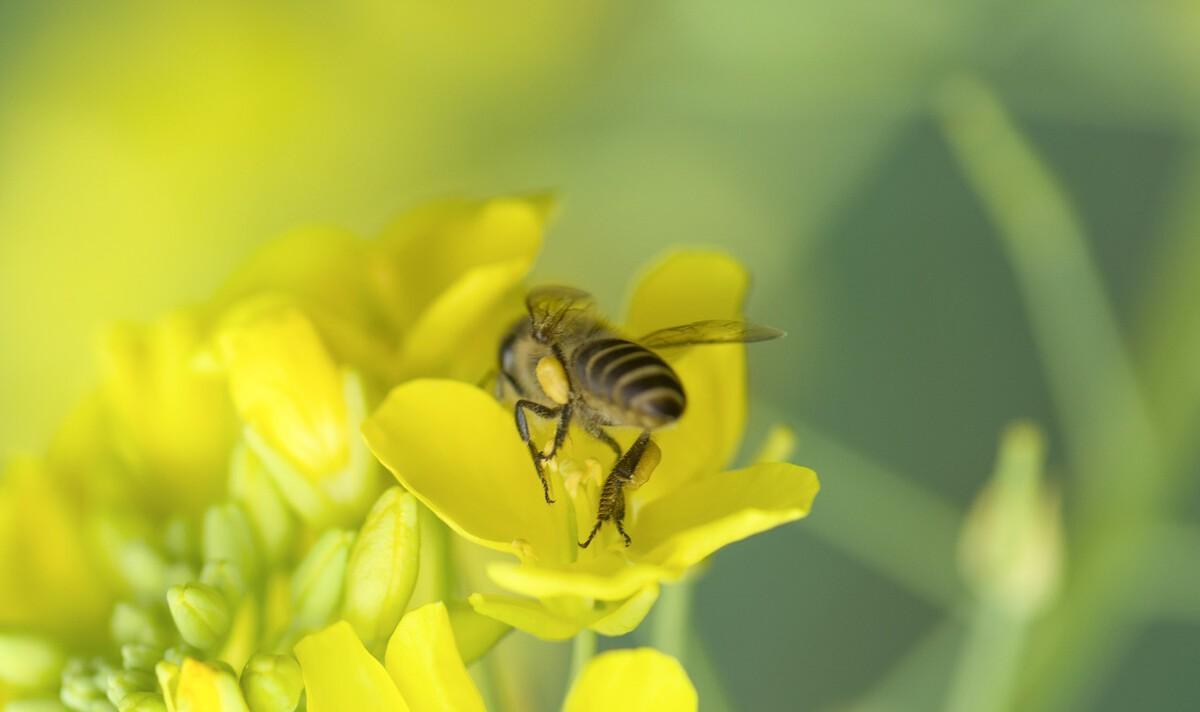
top-left (495, 285), bottom-right (783, 548)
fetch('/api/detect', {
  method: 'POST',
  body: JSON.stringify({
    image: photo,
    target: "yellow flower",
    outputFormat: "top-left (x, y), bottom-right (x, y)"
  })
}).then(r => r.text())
top-left (363, 251), bottom-right (820, 639)
top-left (294, 603), bottom-right (697, 712)
top-left (211, 195), bottom-right (553, 527)
top-left (563, 648), bottom-right (697, 712)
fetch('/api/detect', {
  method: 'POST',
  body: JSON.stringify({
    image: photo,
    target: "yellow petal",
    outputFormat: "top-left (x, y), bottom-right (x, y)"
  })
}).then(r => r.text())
top-left (215, 226), bottom-right (372, 328)
top-left (487, 554), bottom-right (670, 602)
top-left (371, 196), bottom-right (549, 334)
top-left (588, 584), bottom-right (660, 637)
top-left (216, 298), bottom-right (348, 479)
top-left (174, 658), bottom-right (249, 712)
top-left (444, 600), bottom-right (511, 664)
top-left (622, 251), bottom-right (751, 505)
top-left (294, 622), bottom-right (409, 712)
top-left (466, 594), bottom-right (587, 641)
top-left (394, 258), bottom-right (528, 382)
top-left (384, 603), bottom-right (486, 712)
top-left (631, 463), bottom-right (820, 572)
top-left (363, 379), bottom-right (572, 562)
top-left (214, 226), bottom-right (393, 379)
top-left (563, 648), bottom-right (697, 712)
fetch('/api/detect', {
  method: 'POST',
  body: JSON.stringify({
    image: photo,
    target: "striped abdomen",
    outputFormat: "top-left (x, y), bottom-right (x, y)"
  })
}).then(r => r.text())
top-left (573, 337), bottom-right (686, 428)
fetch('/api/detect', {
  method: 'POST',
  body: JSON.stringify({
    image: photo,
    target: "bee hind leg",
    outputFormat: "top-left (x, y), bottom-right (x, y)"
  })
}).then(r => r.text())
top-left (514, 399), bottom-right (560, 503)
top-left (579, 517), bottom-right (605, 548)
top-left (579, 431), bottom-right (650, 549)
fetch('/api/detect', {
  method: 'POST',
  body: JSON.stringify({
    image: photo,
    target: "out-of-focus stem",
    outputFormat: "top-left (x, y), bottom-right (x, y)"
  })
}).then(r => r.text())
top-left (944, 605), bottom-right (1027, 712)
top-left (938, 74), bottom-right (1161, 534)
top-left (936, 74), bottom-right (1164, 712)
top-left (652, 580), bottom-right (693, 663)
top-left (1137, 148), bottom-right (1200, 491)
top-left (570, 629), bottom-right (596, 683)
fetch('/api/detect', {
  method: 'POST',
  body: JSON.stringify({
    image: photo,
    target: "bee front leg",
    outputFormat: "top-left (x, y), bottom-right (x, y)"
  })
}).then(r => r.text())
top-left (514, 399), bottom-right (560, 503)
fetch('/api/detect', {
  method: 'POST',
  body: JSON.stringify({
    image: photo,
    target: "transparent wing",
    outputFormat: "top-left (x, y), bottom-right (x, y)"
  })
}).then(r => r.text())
top-left (638, 319), bottom-right (785, 350)
top-left (525, 285), bottom-right (601, 339)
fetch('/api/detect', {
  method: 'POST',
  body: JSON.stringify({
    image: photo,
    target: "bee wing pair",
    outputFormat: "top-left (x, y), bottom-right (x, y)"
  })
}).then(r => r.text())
top-left (527, 285), bottom-right (785, 351)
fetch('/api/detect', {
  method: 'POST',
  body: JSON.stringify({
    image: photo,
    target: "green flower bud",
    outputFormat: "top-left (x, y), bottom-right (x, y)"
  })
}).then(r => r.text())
top-left (239, 654), bottom-right (303, 712)
top-left (342, 488), bottom-right (420, 651)
top-left (116, 692), bottom-right (167, 712)
top-left (95, 517), bottom-right (167, 598)
top-left (105, 670), bottom-right (155, 707)
top-left (201, 560), bottom-right (247, 603)
top-left (167, 583), bottom-right (231, 652)
top-left (229, 444), bottom-right (296, 566)
top-left (164, 562), bottom-right (198, 589)
top-left (203, 503), bottom-right (260, 583)
top-left (161, 645), bottom-right (199, 667)
top-left (111, 603), bottom-right (168, 648)
top-left (163, 516), bottom-right (197, 561)
top-left (959, 422), bottom-right (1063, 618)
top-left (0, 632), bottom-right (65, 691)
top-left (60, 661), bottom-right (104, 711)
top-left (290, 529), bottom-right (353, 631)
top-left (119, 645), bottom-right (162, 674)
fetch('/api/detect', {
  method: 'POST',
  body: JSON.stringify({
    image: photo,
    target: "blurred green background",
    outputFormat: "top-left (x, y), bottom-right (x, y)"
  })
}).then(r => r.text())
top-left (3, 2), bottom-right (1198, 710)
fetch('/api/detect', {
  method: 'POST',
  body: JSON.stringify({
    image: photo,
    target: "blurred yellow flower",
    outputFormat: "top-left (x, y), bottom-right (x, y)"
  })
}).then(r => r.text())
top-left (364, 251), bottom-right (820, 639)
top-left (294, 604), bottom-right (697, 712)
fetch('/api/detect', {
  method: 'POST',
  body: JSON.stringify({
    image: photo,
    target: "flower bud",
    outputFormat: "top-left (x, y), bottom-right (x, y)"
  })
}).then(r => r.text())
top-left (167, 584), bottom-right (231, 652)
top-left (173, 659), bottom-right (248, 712)
top-left (119, 645), bottom-right (162, 674)
top-left (111, 604), bottom-right (168, 648)
top-left (959, 422), bottom-right (1063, 618)
top-left (60, 659), bottom-right (106, 710)
top-left (200, 560), bottom-right (247, 603)
top-left (203, 503), bottom-right (260, 583)
top-left (105, 669), bottom-right (155, 707)
top-left (290, 529), bottom-right (353, 632)
top-left (94, 516), bottom-right (168, 598)
top-left (342, 488), bottom-right (420, 651)
top-left (153, 662), bottom-right (178, 708)
top-left (117, 692), bottom-right (168, 712)
top-left (239, 654), bottom-right (303, 712)
top-left (229, 444), bottom-right (295, 566)
top-left (163, 517), bottom-right (197, 561)
top-left (0, 633), bottom-right (64, 691)
top-left (161, 645), bottom-right (199, 667)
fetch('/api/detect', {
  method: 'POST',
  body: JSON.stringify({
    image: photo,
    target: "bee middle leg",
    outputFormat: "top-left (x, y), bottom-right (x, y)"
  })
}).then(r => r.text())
top-left (580, 430), bottom-right (651, 548)
top-left (581, 420), bottom-right (623, 460)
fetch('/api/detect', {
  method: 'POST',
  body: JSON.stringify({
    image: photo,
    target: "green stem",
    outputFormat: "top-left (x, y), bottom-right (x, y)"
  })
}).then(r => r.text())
top-left (570, 629), bottom-right (596, 682)
top-left (936, 73), bottom-right (1165, 712)
top-left (652, 580), bottom-right (693, 663)
top-left (944, 604), bottom-right (1028, 712)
